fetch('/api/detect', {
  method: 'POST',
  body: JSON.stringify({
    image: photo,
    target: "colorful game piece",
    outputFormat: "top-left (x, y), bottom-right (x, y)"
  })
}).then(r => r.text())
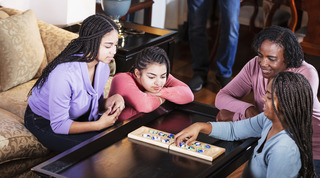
top-left (128, 126), bottom-right (175, 149)
top-left (202, 144), bottom-right (211, 149)
top-left (193, 142), bottom-right (201, 146)
top-left (128, 126), bottom-right (226, 161)
top-left (162, 139), bottom-right (170, 143)
top-left (142, 134), bottom-right (150, 138)
top-left (151, 136), bottom-right (160, 140)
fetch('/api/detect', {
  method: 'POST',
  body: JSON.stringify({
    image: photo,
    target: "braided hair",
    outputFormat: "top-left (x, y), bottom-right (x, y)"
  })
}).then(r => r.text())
top-left (271, 71), bottom-right (315, 177)
top-left (252, 25), bottom-right (304, 68)
top-left (131, 46), bottom-right (171, 78)
top-left (31, 14), bottom-right (118, 91)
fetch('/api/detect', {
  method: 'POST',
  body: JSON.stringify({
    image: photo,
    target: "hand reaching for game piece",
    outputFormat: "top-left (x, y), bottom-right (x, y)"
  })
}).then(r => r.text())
top-left (174, 123), bottom-right (212, 146)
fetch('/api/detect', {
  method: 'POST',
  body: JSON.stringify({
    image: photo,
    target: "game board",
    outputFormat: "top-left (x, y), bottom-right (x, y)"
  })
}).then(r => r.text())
top-left (128, 126), bottom-right (226, 161)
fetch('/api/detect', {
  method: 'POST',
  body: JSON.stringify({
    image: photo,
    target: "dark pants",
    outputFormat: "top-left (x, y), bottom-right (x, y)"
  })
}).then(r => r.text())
top-left (315, 159), bottom-right (320, 178)
top-left (24, 105), bottom-right (101, 152)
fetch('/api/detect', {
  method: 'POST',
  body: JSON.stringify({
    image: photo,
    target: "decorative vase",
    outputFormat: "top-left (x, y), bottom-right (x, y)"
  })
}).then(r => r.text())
top-left (101, 0), bottom-right (131, 39)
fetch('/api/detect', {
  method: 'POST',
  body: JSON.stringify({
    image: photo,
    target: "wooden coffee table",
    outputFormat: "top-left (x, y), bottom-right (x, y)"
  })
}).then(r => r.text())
top-left (32, 101), bottom-right (257, 178)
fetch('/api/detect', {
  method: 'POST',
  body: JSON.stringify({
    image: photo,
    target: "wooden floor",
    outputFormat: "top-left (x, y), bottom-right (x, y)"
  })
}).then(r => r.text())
top-left (171, 25), bottom-right (260, 106)
top-left (171, 25), bottom-right (320, 177)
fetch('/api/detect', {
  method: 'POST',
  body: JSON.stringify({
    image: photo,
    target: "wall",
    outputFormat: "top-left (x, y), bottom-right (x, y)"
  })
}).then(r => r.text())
top-left (0, 0), bottom-right (95, 27)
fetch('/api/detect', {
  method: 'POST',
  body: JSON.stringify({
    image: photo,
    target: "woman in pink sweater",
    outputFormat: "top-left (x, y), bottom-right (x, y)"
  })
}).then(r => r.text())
top-left (215, 25), bottom-right (320, 174)
top-left (109, 47), bottom-right (194, 121)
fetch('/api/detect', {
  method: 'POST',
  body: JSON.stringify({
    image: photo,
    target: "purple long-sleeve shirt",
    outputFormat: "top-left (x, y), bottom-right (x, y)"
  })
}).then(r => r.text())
top-left (215, 56), bottom-right (320, 160)
top-left (28, 61), bottom-right (110, 134)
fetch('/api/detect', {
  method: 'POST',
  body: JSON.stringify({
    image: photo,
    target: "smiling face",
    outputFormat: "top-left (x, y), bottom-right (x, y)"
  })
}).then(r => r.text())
top-left (135, 63), bottom-right (167, 93)
top-left (262, 79), bottom-right (279, 121)
top-left (257, 40), bottom-right (287, 79)
top-left (96, 29), bottom-right (118, 64)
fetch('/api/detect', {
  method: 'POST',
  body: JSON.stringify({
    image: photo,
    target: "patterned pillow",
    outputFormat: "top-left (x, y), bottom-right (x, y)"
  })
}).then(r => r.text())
top-left (0, 108), bottom-right (49, 165)
top-left (0, 9), bottom-right (46, 91)
top-left (0, 10), bottom-right (9, 19)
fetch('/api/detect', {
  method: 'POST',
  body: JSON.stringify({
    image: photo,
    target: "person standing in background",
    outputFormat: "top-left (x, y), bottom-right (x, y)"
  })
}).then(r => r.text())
top-left (187, 0), bottom-right (240, 91)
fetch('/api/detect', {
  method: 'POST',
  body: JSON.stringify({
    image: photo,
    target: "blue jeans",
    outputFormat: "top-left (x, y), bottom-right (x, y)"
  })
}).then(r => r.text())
top-left (24, 105), bottom-right (101, 152)
top-left (187, 0), bottom-right (240, 78)
top-left (315, 159), bottom-right (320, 177)
top-left (216, 0), bottom-right (240, 78)
top-left (187, 0), bottom-right (211, 77)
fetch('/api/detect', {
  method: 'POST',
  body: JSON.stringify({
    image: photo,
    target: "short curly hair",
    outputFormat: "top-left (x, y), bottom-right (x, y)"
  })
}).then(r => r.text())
top-left (252, 26), bottom-right (304, 68)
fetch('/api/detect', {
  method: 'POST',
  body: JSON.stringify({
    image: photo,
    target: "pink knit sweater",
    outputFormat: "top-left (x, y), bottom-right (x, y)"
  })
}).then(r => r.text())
top-left (216, 56), bottom-right (320, 159)
top-left (109, 72), bottom-right (194, 121)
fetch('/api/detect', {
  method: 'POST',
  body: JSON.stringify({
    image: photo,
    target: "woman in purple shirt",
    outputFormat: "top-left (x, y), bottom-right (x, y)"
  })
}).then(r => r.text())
top-left (215, 26), bottom-right (320, 176)
top-left (24, 14), bottom-right (125, 152)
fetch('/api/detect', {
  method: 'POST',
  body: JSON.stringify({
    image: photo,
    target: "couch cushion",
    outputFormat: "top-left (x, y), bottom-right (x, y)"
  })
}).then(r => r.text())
top-left (0, 10), bottom-right (9, 19)
top-left (0, 9), bottom-right (46, 91)
top-left (0, 108), bottom-right (49, 165)
top-left (0, 156), bottom-right (52, 177)
top-left (0, 79), bottom-right (36, 119)
top-left (0, 7), bottom-right (22, 16)
top-left (37, 20), bottom-right (79, 64)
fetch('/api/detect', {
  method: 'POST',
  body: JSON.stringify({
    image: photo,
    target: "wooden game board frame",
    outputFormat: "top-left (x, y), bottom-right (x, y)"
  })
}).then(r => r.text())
top-left (31, 101), bottom-right (258, 178)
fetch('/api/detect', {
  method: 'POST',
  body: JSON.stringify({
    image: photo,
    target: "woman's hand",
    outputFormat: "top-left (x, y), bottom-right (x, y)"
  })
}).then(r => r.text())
top-left (216, 109), bottom-right (235, 122)
top-left (105, 94), bottom-right (125, 114)
top-left (174, 123), bottom-right (212, 146)
top-left (245, 106), bottom-right (260, 118)
top-left (96, 107), bottom-right (121, 130)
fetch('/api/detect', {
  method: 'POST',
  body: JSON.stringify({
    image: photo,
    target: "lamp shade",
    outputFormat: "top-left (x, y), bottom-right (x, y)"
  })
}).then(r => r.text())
top-left (29, 0), bottom-right (95, 27)
top-left (0, 0), bottom-right (30, 11)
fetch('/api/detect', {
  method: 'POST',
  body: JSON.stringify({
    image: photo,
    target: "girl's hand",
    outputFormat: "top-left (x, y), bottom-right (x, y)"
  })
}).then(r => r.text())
top-left (105, 94), bottom-right (125, 114)
top-left (174, 123), bottom-right (201, 146)
top-left (144, 90), bottom-right (161, 96)
top-left (96, 107), bottom-right (121, 130)
top-left (158, 96), bottom-right (166, 105)
top-left (174, 123), bottom-right (212, 146)
top-left (144, 91), bottom-right (165, 104)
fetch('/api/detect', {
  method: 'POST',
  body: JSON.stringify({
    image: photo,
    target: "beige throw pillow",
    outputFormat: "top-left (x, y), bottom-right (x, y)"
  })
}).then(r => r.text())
top-left (0, 108), bottom-right (49, 165)
top-left (0, 10), bottom-right (9, 19)
top-left (0, 9), bottom-right (46, 91)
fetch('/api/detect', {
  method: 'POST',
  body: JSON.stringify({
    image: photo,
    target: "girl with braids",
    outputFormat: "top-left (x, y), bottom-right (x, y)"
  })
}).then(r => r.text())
top-left (175, 72), bottom-right (316, 177)
top-left (24, 14), bottom-right (125, 152)
top-left (108, 46), bottom-right (194, 121)
top-left (214, 25), bottom-right (320, 175)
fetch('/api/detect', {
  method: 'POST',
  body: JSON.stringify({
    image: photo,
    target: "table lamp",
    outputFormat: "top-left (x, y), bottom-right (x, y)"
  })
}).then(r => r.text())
top-left (101, 0), bottom-right (131, 39)
top-left (28, 0), bottom-right (96, 27)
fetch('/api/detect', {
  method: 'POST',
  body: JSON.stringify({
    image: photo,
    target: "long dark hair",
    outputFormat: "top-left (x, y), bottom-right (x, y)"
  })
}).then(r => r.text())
top-left (31, 14), bottom-right (118, 91)
top-left (271, 71), bottom-right (315, 177)
top-left (130, 46), bottom-right (171, 78)
top-left (252, 25), bottom-right (304, 68)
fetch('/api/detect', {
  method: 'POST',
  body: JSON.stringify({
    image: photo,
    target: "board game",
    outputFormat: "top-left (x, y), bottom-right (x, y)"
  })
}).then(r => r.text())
top-left (128, 126), bottom-right (226, 161)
